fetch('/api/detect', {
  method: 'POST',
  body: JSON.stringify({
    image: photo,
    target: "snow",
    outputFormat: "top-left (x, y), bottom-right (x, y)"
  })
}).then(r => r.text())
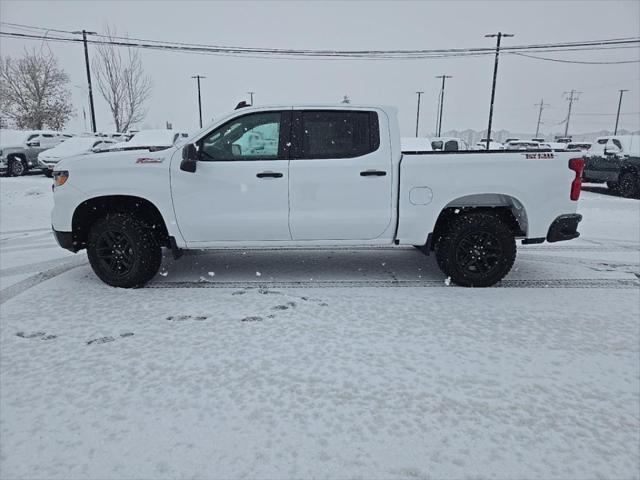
top-left (401, 137), bottom-right (432, 152)
top-left (1, 175), bottom-right (639, 479)
top-left (39, 137), bottom-right (103, 158)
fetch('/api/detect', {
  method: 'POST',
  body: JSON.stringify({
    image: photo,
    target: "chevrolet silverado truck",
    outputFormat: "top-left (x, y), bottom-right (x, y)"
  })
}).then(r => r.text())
top-left (583, 135), bottom-right (639, 197)
top-left (51, 105), bottom-right (584, 288)
top-left (0, 130), bottom-right (70, 176)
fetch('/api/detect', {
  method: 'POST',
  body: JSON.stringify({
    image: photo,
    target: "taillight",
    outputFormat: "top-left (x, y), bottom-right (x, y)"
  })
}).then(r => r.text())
top-left (568, 158), bottom-right (584, 201)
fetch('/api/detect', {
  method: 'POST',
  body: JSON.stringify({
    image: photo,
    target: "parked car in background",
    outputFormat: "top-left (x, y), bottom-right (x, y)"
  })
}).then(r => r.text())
top-left (531, 137), bottom-right (546, 143)
top-left (545, 142), bottom-right (568, 151)
top-left (401, 137), bottom-right (433, 152)
top-left (100, 129), bottom-right (189, 152)
top-left (38, 136), bottom-right (119, 177)
top-left (566, 142), bottom-right (592, 151)
top-left (505, 140), bottom-right (543, 150)
top-left (430, 137), bottom-right (469, 151)
top-left (472, 140), bottom-right (504, 150)
top-left (0, 130), bottom-right (68, 176)
top-left (584, 135), bottom-right (640, 197)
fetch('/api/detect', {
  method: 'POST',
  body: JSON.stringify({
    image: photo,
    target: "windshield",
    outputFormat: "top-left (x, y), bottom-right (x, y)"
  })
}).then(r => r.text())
top-left (0, 129), bottom-right (30, 147)
top-left (45, 137), bottom-right (100, 156)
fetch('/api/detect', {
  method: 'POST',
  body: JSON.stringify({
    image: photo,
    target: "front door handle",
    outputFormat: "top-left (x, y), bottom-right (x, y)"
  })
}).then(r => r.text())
top-left (256, 171), bottom-right (283, 178)
top-left (360, 170), bottom-right (387, 177)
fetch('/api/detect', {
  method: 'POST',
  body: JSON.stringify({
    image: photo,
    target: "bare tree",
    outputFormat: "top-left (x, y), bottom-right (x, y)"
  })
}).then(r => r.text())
top-left (0, 49), bottom-right (73, 129)
top-left (92, 27), bottom-right (151, 132)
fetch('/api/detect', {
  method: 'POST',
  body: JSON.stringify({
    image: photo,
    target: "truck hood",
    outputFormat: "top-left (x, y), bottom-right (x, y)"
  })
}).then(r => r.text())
top-left (55, 146), bottom-right (179, 172)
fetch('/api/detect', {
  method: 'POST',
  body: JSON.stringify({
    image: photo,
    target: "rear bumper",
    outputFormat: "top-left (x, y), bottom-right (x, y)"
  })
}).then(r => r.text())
top-left (53, 228), bottom-right (78, 252)
top-left (547, 214), bottom-right (582, 243)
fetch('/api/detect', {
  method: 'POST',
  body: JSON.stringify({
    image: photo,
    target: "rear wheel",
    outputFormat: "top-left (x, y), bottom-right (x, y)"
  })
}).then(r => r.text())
top-left (87, 213), bottom-right (162, 288)
top-left (435, 212), bottom-right (516, 287)
top-left (617, 172), bottom-right (639, 198)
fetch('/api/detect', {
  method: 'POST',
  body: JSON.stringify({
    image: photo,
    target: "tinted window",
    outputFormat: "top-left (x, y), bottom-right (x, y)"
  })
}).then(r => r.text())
top-left (300, 111), bottom-right (379, 159)
top-left (612, 139), bottom-right (623, 150)
top-left (199, 111), bottom-right (284, 161)
top-left (42, 134), bottom-right (54, 138)
top-left (444, 140), bottom-right (459, 151)
top-left (597, 139), bottom-right (608, 145)
top-left (27, 134), bottom-right (39, 141)
top-left (431, 141), bottom-right (443, 150)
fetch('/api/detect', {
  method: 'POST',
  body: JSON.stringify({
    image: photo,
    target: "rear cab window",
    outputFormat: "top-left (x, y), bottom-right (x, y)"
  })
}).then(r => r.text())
top-left (294, 110), bottom-right (380, 159)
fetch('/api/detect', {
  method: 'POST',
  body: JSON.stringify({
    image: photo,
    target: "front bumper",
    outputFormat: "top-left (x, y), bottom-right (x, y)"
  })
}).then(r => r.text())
top-left (547, 214), bottom-right (582, 243)
top-left (53, 228), bottom-right (78, 252)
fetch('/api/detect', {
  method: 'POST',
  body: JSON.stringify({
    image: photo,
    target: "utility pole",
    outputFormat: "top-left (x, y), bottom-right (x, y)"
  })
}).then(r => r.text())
top-left (73, 30), bottom-right (97, 133)
top-left (534, 98), bottom-right (549, 138)
top-left (415, 91), bottom-right (424, 136)
top-left (563, 90), bottom-right (581, 137)
top-left (191, 75), bottom-right (206, 128)
top-left (435, 75), bottom-right (452, 137)
top-left (484, 32), bottom-right (514, 149)
top-left (614, 89), bottom-right (628, 134)
top-left (247, 91), bottom-right (255, 106)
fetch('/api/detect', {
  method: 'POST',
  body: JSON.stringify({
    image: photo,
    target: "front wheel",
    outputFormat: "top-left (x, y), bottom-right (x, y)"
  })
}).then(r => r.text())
top-left (87, 213), bottom-right (162, 288)
top-left (435, 212), bottom-right (516, 287)
top-left (10, 158), bottom-right (26, 176)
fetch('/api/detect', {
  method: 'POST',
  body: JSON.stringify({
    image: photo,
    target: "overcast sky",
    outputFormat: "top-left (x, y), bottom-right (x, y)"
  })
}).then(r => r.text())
top-left (1, 0), bottom-right (639, 136)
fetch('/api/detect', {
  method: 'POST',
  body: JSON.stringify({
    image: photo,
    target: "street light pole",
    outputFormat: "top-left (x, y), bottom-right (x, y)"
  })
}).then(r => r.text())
top-left (484, 32), bottom-right (514, 149)
top-left (435, 75), bottom-right (452, 137)
top-left (191, 75), bottom-right (206, 128)
top-left (73, 29), bottom-right (97, 133)
top-left (614, 89), bottom-right (628, 135)
top-left (415, 91), bottom-right (424, 137)
top-left (563, 90), bottom-right (581, 138)
top-left (247, 91), bottom-right (255, 106)
top-left (534, 98), bottom-right (549, 138)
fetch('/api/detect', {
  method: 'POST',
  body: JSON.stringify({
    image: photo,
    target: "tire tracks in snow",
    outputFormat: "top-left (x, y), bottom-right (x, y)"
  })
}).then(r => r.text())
top-left (0, 256), bottom-right (87, 305)
top-left (146, 278), bottom-right (640, 290)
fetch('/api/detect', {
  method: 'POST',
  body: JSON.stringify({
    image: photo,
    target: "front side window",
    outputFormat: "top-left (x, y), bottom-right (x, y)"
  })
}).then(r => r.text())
top-left (612, 139), bottom-right (623, 150)
top-left (431, 141), bottom-right (443, 151)
top-left (199, 112), bottom-right (284, 161)
top-left (299, 111), bottom-right (378, 159)
top-left (27, 134), bottom-right (39, 142)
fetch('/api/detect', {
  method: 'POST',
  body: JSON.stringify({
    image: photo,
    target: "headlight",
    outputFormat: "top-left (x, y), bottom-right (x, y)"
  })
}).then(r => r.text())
top-left (53, 170), bottom-right (69, 187)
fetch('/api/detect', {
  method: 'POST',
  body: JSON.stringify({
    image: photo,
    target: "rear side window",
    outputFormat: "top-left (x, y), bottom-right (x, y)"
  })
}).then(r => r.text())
top-left (298, 110), bottom-right (379, 159)
top-left (612, 139), bottom-right (623, 150)
top-left (431, 141), bottom-right (443, 150)
top-left (444, 140), bottom-right (458, 151)
top-left (42, 134), bottom-right (54, 138)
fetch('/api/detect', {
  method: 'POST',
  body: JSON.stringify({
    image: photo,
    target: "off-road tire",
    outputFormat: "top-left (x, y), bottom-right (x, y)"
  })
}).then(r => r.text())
top-left (617, 172), bottom-right (639, 198)
top-left (435, 212), bottom-right (516, 287)
top-left (10, 157), bottom-right (26, 176)
top-left (606, 181), bottom-right (619, 193)
top-left (87, 213), bottom-right (162, 288)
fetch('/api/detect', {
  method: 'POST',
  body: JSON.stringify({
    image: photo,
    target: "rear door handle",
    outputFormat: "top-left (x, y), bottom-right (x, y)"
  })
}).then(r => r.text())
top-left (360, 170), bottom-right (387, 177)
top-left (256, 171), bottom-right (283, 178)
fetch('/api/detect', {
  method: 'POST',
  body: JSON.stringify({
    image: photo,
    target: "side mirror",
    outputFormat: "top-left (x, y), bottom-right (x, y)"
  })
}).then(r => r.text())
top-left (26, 141), bottom-right (40, 147)
top-left (180, 143), bottom-right (198, 173)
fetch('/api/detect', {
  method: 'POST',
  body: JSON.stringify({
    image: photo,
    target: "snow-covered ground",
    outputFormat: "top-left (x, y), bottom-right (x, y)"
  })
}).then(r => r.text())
top-left (1, 175), bottom-right (638, 479)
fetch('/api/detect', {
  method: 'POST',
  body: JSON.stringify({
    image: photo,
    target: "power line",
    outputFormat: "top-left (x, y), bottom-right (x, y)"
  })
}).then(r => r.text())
top-left (511, 52), bottom-right (640, 64)
top-left (1, 25), bottom-right (638, 60)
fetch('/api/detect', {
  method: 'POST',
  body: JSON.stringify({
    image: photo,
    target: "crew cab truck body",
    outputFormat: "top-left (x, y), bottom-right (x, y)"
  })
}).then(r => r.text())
top-left (583, 135), bottom-right (639, 197)
top-left (51, 105), bottom-right (584, 288)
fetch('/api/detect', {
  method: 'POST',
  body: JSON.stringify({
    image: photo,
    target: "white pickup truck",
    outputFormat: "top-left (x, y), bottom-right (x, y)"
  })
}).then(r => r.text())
top-left (51, 105), bottom-right (584, 288)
